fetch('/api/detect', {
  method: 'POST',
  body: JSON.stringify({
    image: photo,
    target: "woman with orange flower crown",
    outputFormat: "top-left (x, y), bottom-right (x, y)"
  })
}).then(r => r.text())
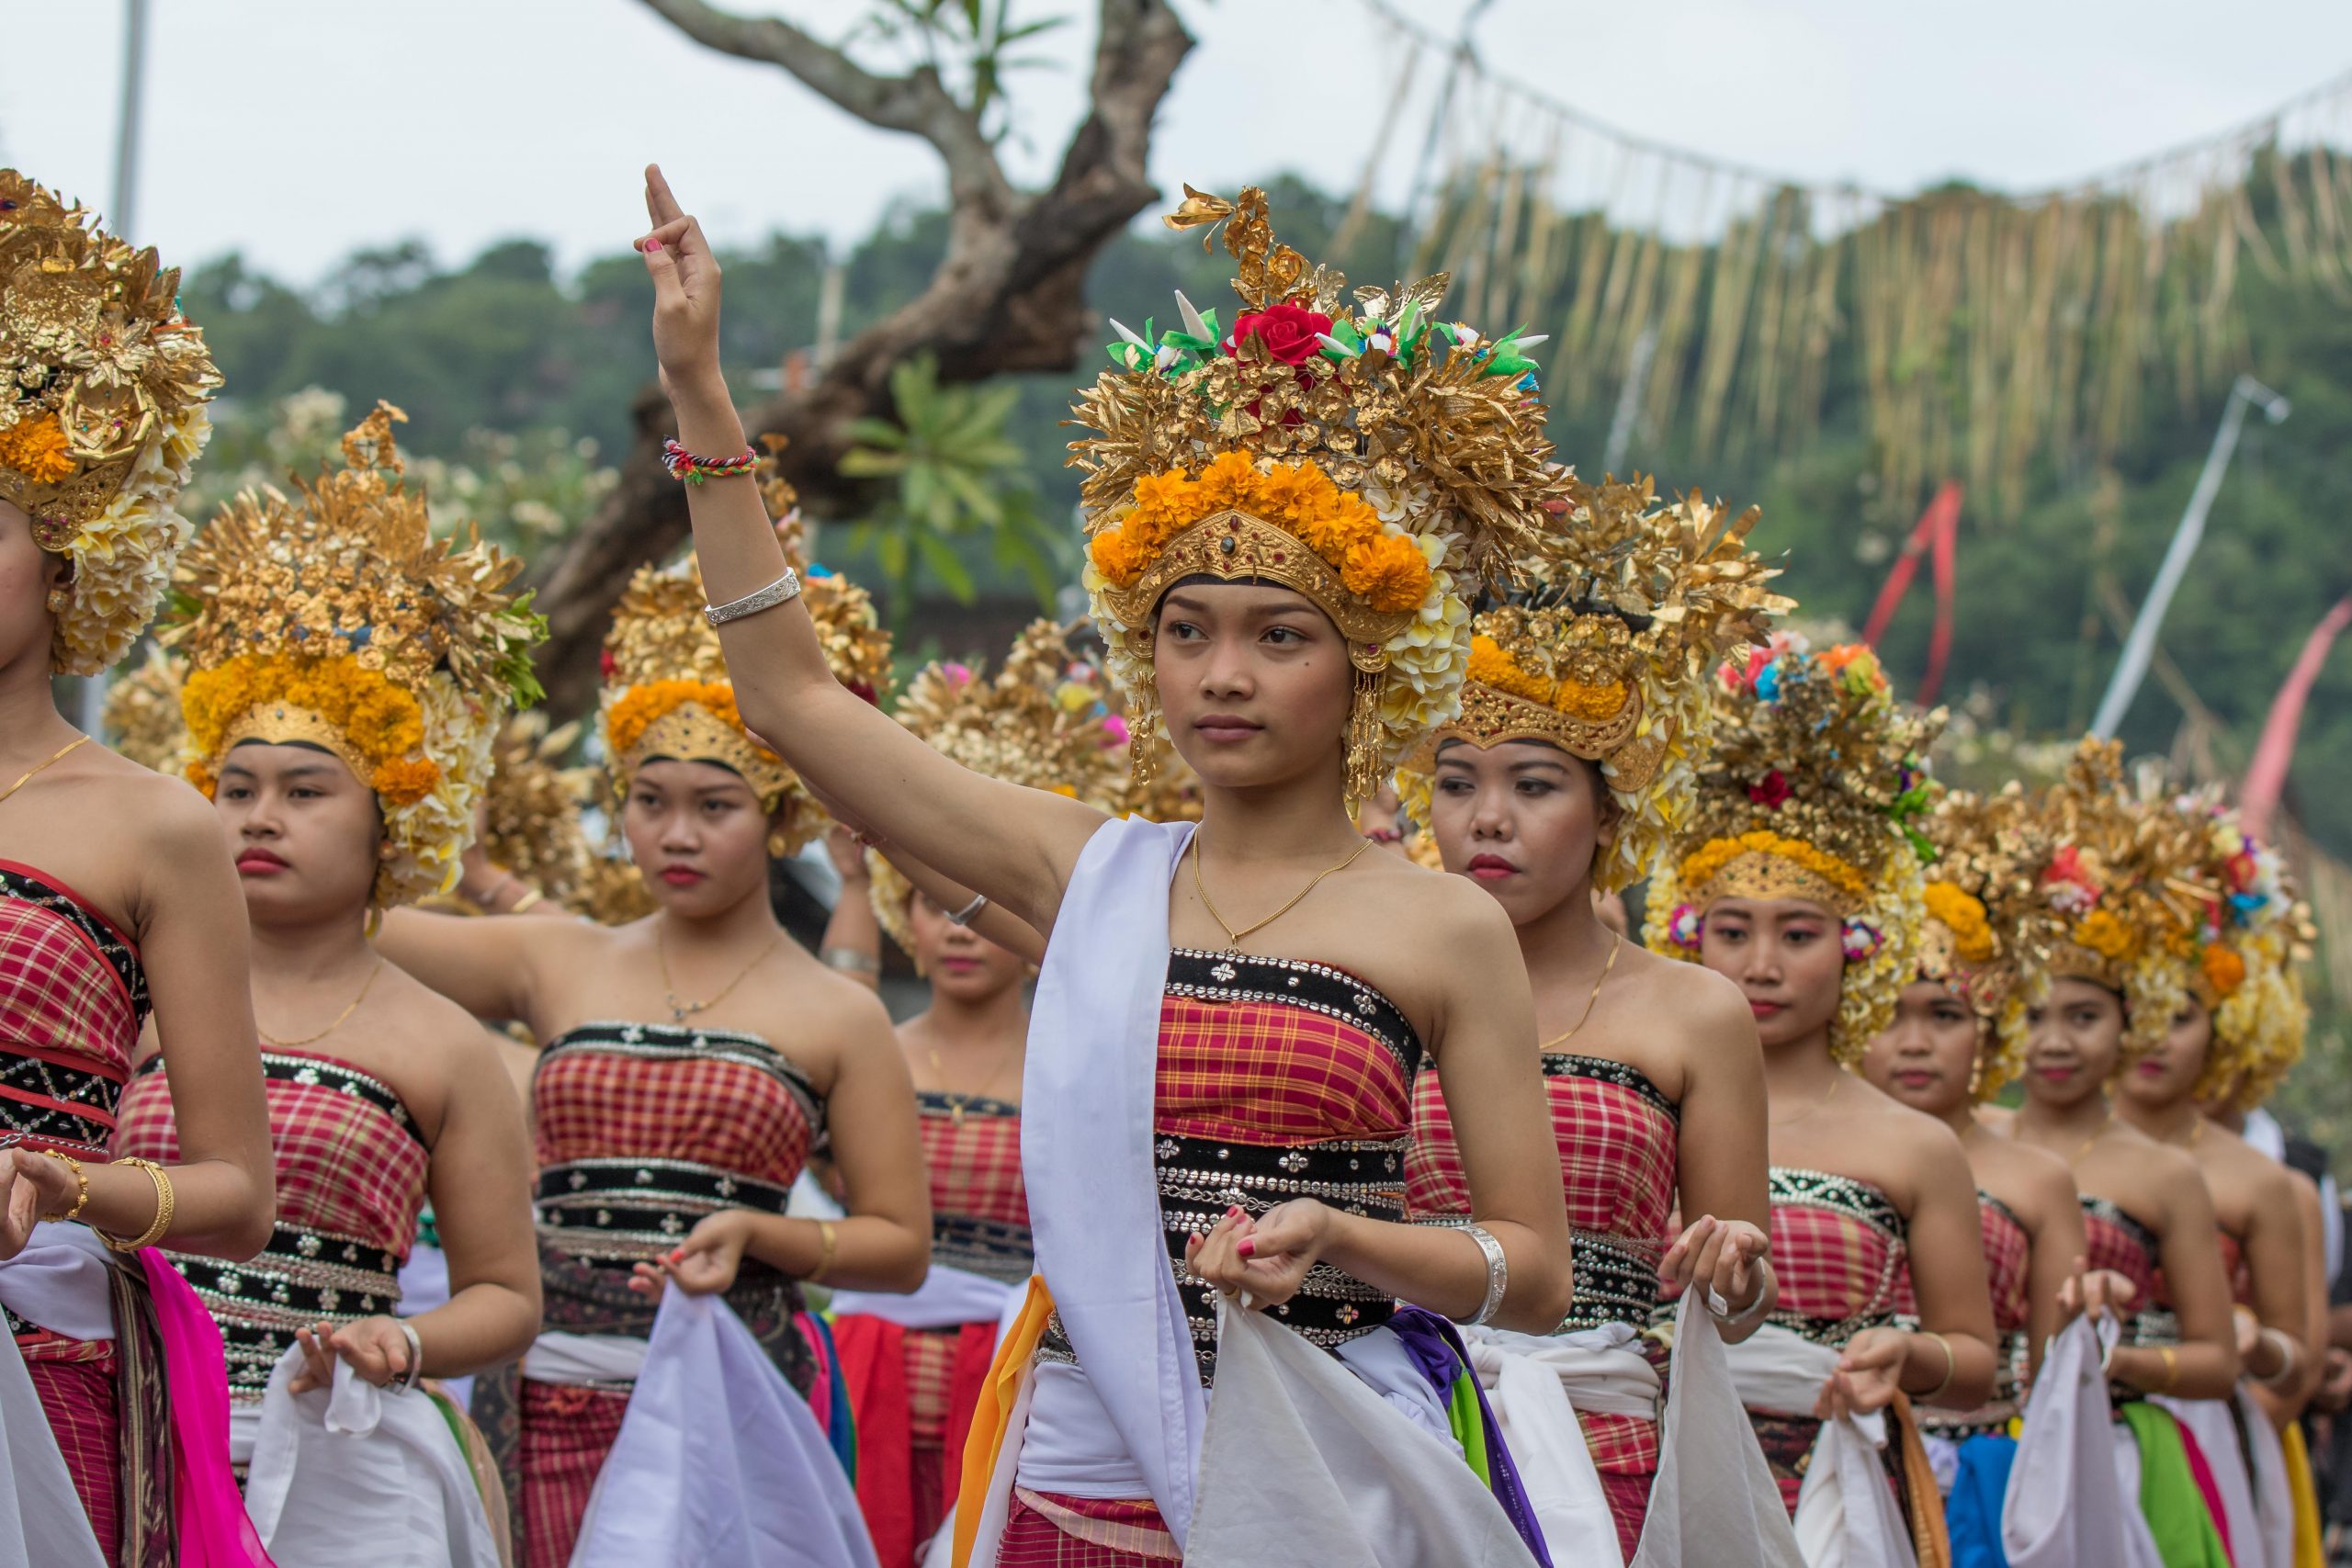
top-left (107, 405), bottom-right (541, 1562)
top-left (1393, 475), bottom-right (1798, 1566)
top-left (634, 164), bottom-right (1576, 1568)
top-left (2004, 740), bottom-right (2241, 1564)
top-left (0, 170), bottom-right (277, 1568)
top-left (1855, 784), bottom-right (2123, 1562)
top-left (813, 623), bottom-right (1131, 1568)
top-left (1642, 634), bottom-right (1999, 1564)
top-left (375, 510), bottom-right (929, 1568)
top-left (2109, 792), bottom-right (2312, 1568)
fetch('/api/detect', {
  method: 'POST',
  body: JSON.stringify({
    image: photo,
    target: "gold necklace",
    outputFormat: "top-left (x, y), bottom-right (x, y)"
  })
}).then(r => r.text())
top-left (926, 1038), bottom-right (1021, 1129)
top-left (0, 733), bottom-right (89, 807)
top-left (1189, 830), bottom-right (1374, 952)
top-left (657, 922), bottom-right (781, 1022)
top-left (2068, 1116), bottom-right (2115, 1168)
top-left (258, 957), bottom-right (385, 1049)
top-left (1537, 933), bottom-right (1622, 1053)
top-left (1770, 1072), bottom-right (1840, 1126)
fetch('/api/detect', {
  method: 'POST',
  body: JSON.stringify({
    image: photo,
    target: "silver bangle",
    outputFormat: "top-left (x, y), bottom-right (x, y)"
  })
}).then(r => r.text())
top-left (393, 1319), bottom-right (425, 1393)
top-left (2255, 1325), bottom-right (2301, 1387)
top-left (946, 892), bottom-right (989, 928)
top-left (1709, 1257), bottom-right (1773, 1330)
top-left (820, 944), bottom-right (880, 976)
top-left (1455, 1223), bottom-right (1509, 1327)
top-left (704, 568), bottom-right (802, 627)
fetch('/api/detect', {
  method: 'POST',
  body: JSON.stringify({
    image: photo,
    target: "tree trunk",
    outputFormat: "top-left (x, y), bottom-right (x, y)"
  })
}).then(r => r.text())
top-left (530, 0), bottom-right (1193, 716)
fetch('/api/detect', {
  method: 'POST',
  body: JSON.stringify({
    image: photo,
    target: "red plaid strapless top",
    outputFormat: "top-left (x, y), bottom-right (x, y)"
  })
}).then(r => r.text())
top-left (1, 861), bottom-right (147, 1162)
top-left (919, 1089), bottom-right (1032, 1283)
top-left (2080, 1193), bottom-right (2161, 1308)
top-left (1767, 1166), bottom-right (1908, 1348)
top-left (1894, 1190), bottom-right (2030, 1334)
top-left (1408, 1052), bottom-right (1677, 1334)
top-left (117, 1048), bottom-right (430, 1399)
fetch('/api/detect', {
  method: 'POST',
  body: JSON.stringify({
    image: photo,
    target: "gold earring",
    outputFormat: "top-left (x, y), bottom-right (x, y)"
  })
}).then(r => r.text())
top-left (1342, 667), bottom-right (1385, 807)
top-left (767, 829), bottom-right (790, 858)
top-left (1126, 682), bottom-right (1160, 788)
top-left (365, 907), bottom-right (384, 939)
top-left (45, 586), bottom-right (71, 615)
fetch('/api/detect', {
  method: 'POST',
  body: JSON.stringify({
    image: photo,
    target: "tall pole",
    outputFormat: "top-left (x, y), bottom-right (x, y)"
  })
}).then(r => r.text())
top-left (2090, 375), bottom-right (2290, 739)
top-left (82, 0), bottom-right (152, 736)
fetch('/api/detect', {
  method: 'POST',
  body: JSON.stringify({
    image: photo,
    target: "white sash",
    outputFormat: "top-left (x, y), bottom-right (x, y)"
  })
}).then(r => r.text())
top-left (568, 1289), bottom-right (877, 1568)
top-left (1632, 1293), bottom-right (1807, 1568)
top-left (2002, 1315), bottom-right (2164, 1568)
top-left (0, 1223), bottom-right (116, 1341)
top-left (2236, 1384), bottom-right (2295, 1568)
top-left (829, 1263), bottom-right (1013, 1332)
top-left (1726, 1325), bottom-right (1916, 1568)
top-left (1188, 1301), bottom-right (1538, 1567)
top-left (242, 1345), bottom-right (503, 1568)
top-left (521, 1330), bottom-right (647, 1387)
top-left (0, 1303), bottom-right (107, 1568)
top-left (2154, 1393), bottom-right (2264, 1565)
top-left (1017, 816), bottom-right (1206, 1543)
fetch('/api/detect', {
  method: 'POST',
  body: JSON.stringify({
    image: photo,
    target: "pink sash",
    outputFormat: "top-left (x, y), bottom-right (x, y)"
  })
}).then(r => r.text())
top-left (140, 1253), bottom-right (277, 1567)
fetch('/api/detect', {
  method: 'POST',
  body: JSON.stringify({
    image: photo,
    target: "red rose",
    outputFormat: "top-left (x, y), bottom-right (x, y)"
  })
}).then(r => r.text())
top-left (1747, 769), bottom-right (1792, 809)
top-left (599, 648), bottom-right (617, 678)
top-left (1228, 303), bottom-right (1333, 367)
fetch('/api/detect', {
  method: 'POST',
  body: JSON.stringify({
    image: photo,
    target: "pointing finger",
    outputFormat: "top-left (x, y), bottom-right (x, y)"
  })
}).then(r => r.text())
top-left (645, 164), bottom-right (685, 228)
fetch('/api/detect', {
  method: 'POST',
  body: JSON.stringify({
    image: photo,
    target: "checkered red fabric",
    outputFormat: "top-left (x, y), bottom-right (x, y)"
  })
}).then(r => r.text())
top-left (997, 1492), bottom-right (1179, 1564)
top-left (904, 1323), bottom-right (957, 1445)
top-left (1408, 1063), bottom-right (1677, 1240)
top-left (2080, 1203), bottom-right (2160, 1307)
top-left (1600, 1470), bottom-right (1649, 1562)
top-left (535, 1037), bottom-right (815, 1182)
top-left (1153, 997), bottom-right (1411, 1145)
top-left (1893, 1194), bottom-right (2031, 1333)
top-left (921, 1100), bottom-right (1027, 1232)
top-left (28, 1357), bottom-right (121, 1566)
top-left (1, 864), bottom-right (140, 1159)
top-left (116, 1049), bottom-right (429, 1257)
top-left (1768, 1170), bottom-right (1907, 1332)
top-left (517, 1378), bottom-right (629, 1568)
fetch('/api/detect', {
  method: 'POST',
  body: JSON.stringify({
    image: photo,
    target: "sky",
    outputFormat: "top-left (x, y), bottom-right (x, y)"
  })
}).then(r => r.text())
top-left (5, 1), bottom-right (2351, 284)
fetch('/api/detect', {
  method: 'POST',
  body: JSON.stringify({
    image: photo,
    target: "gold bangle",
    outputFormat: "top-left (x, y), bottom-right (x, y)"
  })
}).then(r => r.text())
top-left (97, 1157), bottom-right (174, 1253)
top-left (2157, 1345), bottom-right (2178, 1392)
top-left (509, 887), bottom-right (544, 914)
top-left (1917, 1329), bottom-right (1958, 1404)
top-left (806, 1219), bottom-right (839, 1284)
top-left (37, 1149), bottom-right (88, 1224)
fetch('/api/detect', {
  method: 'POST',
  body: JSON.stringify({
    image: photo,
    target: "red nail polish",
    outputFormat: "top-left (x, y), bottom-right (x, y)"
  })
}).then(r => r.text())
top-left (645, 238), bottom-right (663, 253)
top-left (1237, 1238), bottom-right (1256, 1258)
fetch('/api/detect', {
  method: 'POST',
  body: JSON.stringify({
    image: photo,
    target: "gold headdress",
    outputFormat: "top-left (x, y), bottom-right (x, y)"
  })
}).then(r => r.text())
top-left (2, 171), bottom-right (221, 675)
top-left (1915, 785), bottom-right (2060, 1099)
top-left (600, 516), bottom-right (891, 858)
top-left (1399, 475), bottom-right (1788, 891)
top-left (1073, 185), bottom-right (1573, 805)
top-left (2015, 739), bottom-right (2207, 1060)
top-left (1641, 636), bottom-right (1942, 1062)
top-left (464, 713), bottom-right (600, 917)
top-left (100, 644), bottom-right (188, 773)
top-left (869, 620), bottom-right (1129, 952)
top-left (160, 404), bottom-right (547, 908)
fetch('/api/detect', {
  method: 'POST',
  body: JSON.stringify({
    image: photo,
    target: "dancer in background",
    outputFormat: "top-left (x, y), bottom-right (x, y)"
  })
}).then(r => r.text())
top-left (0, 168), bottom-right (276, 1568)
top-left (378, 526), bottom-right (928, 1568)
top-left (1858, 784), bottom-right (2095, 1558)
top-left (1645, 637), bottom-right (1997, 1563)
top-left (828, 622), bottom-right (1129, 1566)
top-left (115, 407), bottom-right (539, 1559)
top-left (1400, 475), bottom-right (1791, 1563)
top-left (2007, 741), bottom-right (2240, 1564)
top-left (638, 168), bottom-right (1576, 1566)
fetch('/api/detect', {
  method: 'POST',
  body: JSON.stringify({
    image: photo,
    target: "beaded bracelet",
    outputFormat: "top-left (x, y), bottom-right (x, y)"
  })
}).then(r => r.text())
top-left (38, 1149), bottom-right (88, 1224)
top-left (661, 437), bottom-right (759, 485)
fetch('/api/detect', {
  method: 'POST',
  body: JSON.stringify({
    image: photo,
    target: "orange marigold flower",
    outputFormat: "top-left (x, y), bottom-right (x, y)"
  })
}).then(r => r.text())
top-left (1296, 491), bottom-right (1381, 563)
top-left (1129, 469), bottom-right (1201, 530)
top-left (370, 754), bottom-right (442, 807)
top-left (1340, 532), bottom-right (1431, 614)
top-left (0, 415), bottom-right (77, 486)
top-left (2201, 942), bottom-right (2246, 998)
top-left (1194, 450), bottom-right (1261, 510)
top-left (1090, 526), bottom-right (1155, 588)
top-left (1467, 637), bottom-right (1555, 706)
top-left (2073, 908), bottom-right (2138, 963)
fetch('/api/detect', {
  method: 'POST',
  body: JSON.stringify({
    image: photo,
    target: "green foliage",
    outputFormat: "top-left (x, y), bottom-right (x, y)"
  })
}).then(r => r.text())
top-left (847, 1), bottom-right (1069, 142)
top-left (839, 354), bottom-right (1066, 621)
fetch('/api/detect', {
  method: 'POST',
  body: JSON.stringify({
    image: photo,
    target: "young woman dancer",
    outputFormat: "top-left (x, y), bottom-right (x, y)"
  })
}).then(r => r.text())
top-left (1858, 785), bottom-right (2093, 1551)
top-left (1645, 637), bottom-right (1998, 1563)
top-left (2007, 741), bottom-right (2240, 1563)
top-left (637, 169), bottom-right (1575, 1565)
top-left (0, 169), bottom-right (276, 1568)
top-left (822, 623), bottom-right (1131, 1566)
top-left (2114, 798), bottom-right (2309, 1566)
top-left (112, 409), bottom-right (540, 1556)
top-left (1401, 478), bottom-right (1790, 1563)
top-left (377, 526), bottom-right (928, 1568)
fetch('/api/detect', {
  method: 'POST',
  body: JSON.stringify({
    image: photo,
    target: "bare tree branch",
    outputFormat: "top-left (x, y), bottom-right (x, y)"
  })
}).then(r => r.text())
top-left (534, 0), bottom-right (1193, 713)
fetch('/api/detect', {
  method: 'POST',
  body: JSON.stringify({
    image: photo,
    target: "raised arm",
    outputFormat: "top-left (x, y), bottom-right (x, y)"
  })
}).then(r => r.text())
top-left (377, 905), bottom-right (553, 1023)
top-left (636, 166), bottom-right (1098, 935)
top-left (875, 845), bottom-right (1048, 968)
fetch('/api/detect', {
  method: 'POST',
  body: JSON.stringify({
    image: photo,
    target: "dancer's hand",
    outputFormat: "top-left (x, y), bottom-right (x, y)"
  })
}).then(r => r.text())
top-left (824, 825), bottom-right (869, 887)
top-left (0, 1148), bottom-right (78, 1261)
top-left (1818, 1325), bottom-right (1908, 1417)
top-left (638, 164), bottom-right (724, 397)
top-left (2055, 1256), bottom-right (2137, 1324)
top-left (1186, 1200), bottom-right (1332, 1311)
top-left (288, 1315), bottom-right (415, 1393)
top-left (1660, 1213), bottom-right (1769, 1316)
top-left (632, 1208), bottom-right (750, 1298)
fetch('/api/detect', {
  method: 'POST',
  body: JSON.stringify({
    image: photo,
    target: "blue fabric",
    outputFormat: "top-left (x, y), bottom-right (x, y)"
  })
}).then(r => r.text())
top-left (798, 1309), bottom-right (860, 1477)
top-left (1387, 1307), bottom-right (1555, 1568)
top-left (1947, 1432), bottom-right (2018, 1568)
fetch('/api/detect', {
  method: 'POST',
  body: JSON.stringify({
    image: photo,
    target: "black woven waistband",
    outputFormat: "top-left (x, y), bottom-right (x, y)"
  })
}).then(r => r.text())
top-left (932, 1213), bottom-right (1034, 1284)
